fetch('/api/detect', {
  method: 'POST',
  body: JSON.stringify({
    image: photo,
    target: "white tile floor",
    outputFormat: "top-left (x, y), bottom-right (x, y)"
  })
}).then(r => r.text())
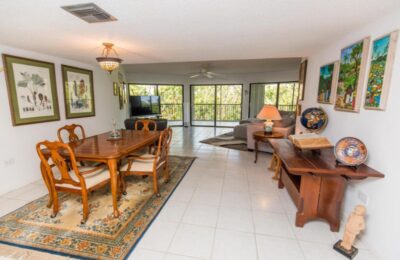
top-left (0, 127), bottom-right (377, 260)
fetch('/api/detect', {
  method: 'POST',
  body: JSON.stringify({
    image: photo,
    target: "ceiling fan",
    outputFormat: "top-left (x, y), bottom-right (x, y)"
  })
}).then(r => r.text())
top-left (189, 68), bottom-right (223, 79)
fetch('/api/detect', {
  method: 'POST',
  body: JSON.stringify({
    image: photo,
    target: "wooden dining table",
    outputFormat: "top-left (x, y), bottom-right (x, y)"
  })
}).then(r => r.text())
top-left (42, 129), bottom-right (160, 218)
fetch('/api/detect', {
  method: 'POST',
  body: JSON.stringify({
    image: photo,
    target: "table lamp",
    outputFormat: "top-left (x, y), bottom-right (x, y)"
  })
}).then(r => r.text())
top-left (257, 105), bottom-right (282, 134)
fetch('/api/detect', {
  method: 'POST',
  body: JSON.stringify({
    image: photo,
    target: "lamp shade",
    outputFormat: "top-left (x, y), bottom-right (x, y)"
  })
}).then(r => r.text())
top-left (96, 43), bottom-right (123, 73)
top-left (257, 105), bottom-right (282, 120)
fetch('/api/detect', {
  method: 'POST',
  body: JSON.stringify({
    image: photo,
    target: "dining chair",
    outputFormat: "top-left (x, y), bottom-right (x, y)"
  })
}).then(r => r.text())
top-left (57, 124), bottom-right (93, 167)
top-left (36, 140), bottom-right (114, 224)
top-left (134, 119), bottom-right (157, 132)
top-left (119, 127), bottom-right (173, 197)
top-left (134, 119), bottom-right (158, 154)
top-left (57, 124), bottom-right (86, 143)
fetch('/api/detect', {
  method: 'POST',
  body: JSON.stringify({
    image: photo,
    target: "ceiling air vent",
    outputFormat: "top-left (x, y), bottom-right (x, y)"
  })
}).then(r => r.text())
top-left (61, 3), bottom-right (117, 23)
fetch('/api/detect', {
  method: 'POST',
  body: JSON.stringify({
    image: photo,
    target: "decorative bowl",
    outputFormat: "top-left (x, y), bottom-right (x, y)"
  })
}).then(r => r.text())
top-left (300, 107), bottom-right (328, 132)
top-left (334, 137), bottom-right (368, 166)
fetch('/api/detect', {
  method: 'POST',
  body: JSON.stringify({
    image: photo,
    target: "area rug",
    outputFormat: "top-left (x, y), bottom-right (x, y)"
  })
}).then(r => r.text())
top-left (200, 132), bottom-right (248, 151)
top-left (0, 155), bottom-right (195, 260)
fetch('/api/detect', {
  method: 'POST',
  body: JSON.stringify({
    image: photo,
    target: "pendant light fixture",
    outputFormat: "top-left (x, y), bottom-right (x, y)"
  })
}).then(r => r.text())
top-left (96, 43), bottom-right (123, 73)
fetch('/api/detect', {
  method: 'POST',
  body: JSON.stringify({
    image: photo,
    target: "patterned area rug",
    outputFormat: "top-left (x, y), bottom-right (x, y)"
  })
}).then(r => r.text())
top-left (0, 156), bottom-right (195, 260)
top-left (200, 132), bottom-right (248, 151)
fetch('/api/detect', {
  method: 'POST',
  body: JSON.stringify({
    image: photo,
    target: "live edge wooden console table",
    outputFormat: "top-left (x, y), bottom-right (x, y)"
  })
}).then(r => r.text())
top-left (269, 139), bottom-right (384, 232)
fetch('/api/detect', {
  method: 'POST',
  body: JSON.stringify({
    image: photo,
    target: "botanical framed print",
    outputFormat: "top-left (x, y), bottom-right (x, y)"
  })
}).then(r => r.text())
top-left (298, 59), bottom-right (307, 101)
top-left (317, 61), bottom-right (339, 104)
top-left (364, 31), bottom-right (398, 110)
top-left (2, 54), bottom-right (60, 126)
top-left (334, 37), bottom-right (370, 112)
top-left (62, 65), bottom-right (95, 118)
top-left (113, 82), bottom-right (119, 96)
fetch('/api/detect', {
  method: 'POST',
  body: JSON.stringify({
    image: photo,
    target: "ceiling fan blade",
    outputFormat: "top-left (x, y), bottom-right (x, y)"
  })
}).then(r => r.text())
top-left (207, 71), bottom-right (222, 76)
top-left (190, 74), bottom-right (200, 78)
top-left (206, 73), bottom-right (213, 79)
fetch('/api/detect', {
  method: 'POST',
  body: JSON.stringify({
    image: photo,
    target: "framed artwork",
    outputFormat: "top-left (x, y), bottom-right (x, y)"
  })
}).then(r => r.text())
top-left (364, 31), bottom-right (398, 110)
top-left (62, 65), bottom-right (95, 118)
top-left (334, 37), bottom-right (370, 112)
top-left (119, 84), bottom-right (124, 110)
top-left (2, 54), bottom-right (60, 126)
top-left (317, 61), bottom-right (339, 104)
top-left (298, 59), bottom-right (307, 101)
top-left (123, 83), bottom-right (128, 104)
top-left (113, 82), bottom-right (119, 96)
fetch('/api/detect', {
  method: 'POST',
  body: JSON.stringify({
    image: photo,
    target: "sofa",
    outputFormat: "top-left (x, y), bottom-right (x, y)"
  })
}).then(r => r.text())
top-left (233, 111), bottom-right (295, 153)
top-left (124, 118), bottom-right (168, 130)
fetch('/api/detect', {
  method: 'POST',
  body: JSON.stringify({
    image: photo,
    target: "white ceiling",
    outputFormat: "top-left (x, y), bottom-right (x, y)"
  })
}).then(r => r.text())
top-left (0, 0), bottom-right (399, 65)
top-left (123, 58), bottom-right (301, 74)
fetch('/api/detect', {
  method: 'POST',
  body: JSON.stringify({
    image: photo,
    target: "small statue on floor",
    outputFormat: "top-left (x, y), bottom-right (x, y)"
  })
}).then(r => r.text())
top-left (333, 205), bottom-right (366, 259)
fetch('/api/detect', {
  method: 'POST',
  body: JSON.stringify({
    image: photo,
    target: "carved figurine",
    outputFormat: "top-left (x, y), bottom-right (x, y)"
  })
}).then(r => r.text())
top-left (341, 205), bottom-right (366, 250)
top-left (333, 205), bottom-right (366, 259)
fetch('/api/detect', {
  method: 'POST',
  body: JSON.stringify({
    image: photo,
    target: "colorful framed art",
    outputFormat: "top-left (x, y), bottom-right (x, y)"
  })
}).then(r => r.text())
top-left (61, 65), bottom-right (95, 119)
top-left (334, 37), bottom-right (370, 112)
top-left (317, 61), bottom-right (339, 104)
top-left (2, 54), bottom-right (60, 126)
top-left (364, 31), bottom-right (398, 110)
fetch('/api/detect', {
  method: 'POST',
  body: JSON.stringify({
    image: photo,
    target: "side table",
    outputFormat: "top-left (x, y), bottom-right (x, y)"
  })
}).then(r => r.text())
top-left (253, 131), bottom-right (284, 162)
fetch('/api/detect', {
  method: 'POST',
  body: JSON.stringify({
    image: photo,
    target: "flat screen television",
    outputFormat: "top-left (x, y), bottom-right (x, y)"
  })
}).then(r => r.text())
top-left (129, 95), bottom-right (161, 117)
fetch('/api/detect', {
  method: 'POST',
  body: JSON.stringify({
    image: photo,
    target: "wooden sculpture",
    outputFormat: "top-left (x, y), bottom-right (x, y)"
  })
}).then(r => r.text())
top-left (333, 205), bottom-right (366, 259)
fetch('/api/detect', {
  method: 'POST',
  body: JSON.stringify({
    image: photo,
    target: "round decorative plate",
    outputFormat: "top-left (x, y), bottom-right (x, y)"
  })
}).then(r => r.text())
top-left (334, 137), bottom-right (368, 166)
top-left (300, 107), bottom-right (328, 132)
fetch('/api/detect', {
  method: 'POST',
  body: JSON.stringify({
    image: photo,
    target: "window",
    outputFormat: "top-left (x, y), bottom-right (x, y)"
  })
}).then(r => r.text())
top-left (128, 84), bottom-right (184, 126)
top-left (191, 84), bottom-right (242, 127)
top-left (249, 82), bottom-right (299, 117)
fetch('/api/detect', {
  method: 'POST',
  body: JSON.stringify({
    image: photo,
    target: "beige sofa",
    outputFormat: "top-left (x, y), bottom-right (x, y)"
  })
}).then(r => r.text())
top-left (233, 112), bottom-right (295, 153)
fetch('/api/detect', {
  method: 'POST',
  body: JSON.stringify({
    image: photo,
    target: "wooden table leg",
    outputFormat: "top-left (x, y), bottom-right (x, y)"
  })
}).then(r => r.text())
top-left (107, 159), bottom-right (120, 218)
top-left (272, 155), bottom-right (281, 180)
top-left (254, 140), bottom-right (259, 163)
top-left (268, 153), bottom-right (277, 170)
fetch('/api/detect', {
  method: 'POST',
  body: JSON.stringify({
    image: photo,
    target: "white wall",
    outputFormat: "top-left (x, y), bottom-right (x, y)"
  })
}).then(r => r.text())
top-left (302, 9), bottom-right (400, 260)
top-left (125, 69), bottom-right (299, 124)
top-left (0, 44), bottom-right (121, 195)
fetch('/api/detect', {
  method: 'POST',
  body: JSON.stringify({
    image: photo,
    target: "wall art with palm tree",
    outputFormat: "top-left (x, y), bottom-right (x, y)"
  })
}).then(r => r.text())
top-left (335, 38), bottom-right (370, 112)
top-left (364, 31), bottom-right (398, 110)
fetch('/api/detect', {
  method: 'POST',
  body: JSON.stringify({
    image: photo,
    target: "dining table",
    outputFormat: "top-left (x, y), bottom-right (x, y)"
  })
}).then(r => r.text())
top-left (41, 129), bottom-right (160, 218)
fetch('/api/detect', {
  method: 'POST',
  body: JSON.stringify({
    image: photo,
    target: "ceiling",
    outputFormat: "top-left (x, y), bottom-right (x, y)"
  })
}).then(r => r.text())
top-left (123, 58), bottom-right (301, 74)
top-left (0, 0), bottom-right (399, 65)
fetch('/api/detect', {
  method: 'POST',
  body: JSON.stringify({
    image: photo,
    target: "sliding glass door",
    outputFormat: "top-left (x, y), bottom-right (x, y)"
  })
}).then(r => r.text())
top-left (158, 85), bottom-right (184, 126)
top-left (191, 84), bottom-right (242, 127)
top-left (128, 84), bottom-right (184, 126)
top-left (191, 85), bottom-right (216, 126)
top-left (249, 82), bottom-right (299, 118)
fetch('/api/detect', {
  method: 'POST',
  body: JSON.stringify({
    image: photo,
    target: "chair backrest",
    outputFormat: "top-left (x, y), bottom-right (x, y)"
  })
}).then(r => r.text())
top-left (57, 124), bottom-right (86, 143)
top-left (154, 128), bottom-right (172, 168)
top-left (165, 127), bottom-right (173, 152)
top-left (36, 140), bottom-right (84, 189)
top-left (134, 119), bottom-right (157, 132)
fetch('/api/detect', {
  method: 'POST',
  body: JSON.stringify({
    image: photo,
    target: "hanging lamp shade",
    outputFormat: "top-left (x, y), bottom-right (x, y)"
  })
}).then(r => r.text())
top-left (96, 43), bottom-right (123, 73)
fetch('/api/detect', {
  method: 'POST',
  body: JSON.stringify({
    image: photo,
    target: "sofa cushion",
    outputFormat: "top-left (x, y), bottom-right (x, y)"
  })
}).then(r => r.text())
top-left (274, 117), bottom-right (295, 128)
